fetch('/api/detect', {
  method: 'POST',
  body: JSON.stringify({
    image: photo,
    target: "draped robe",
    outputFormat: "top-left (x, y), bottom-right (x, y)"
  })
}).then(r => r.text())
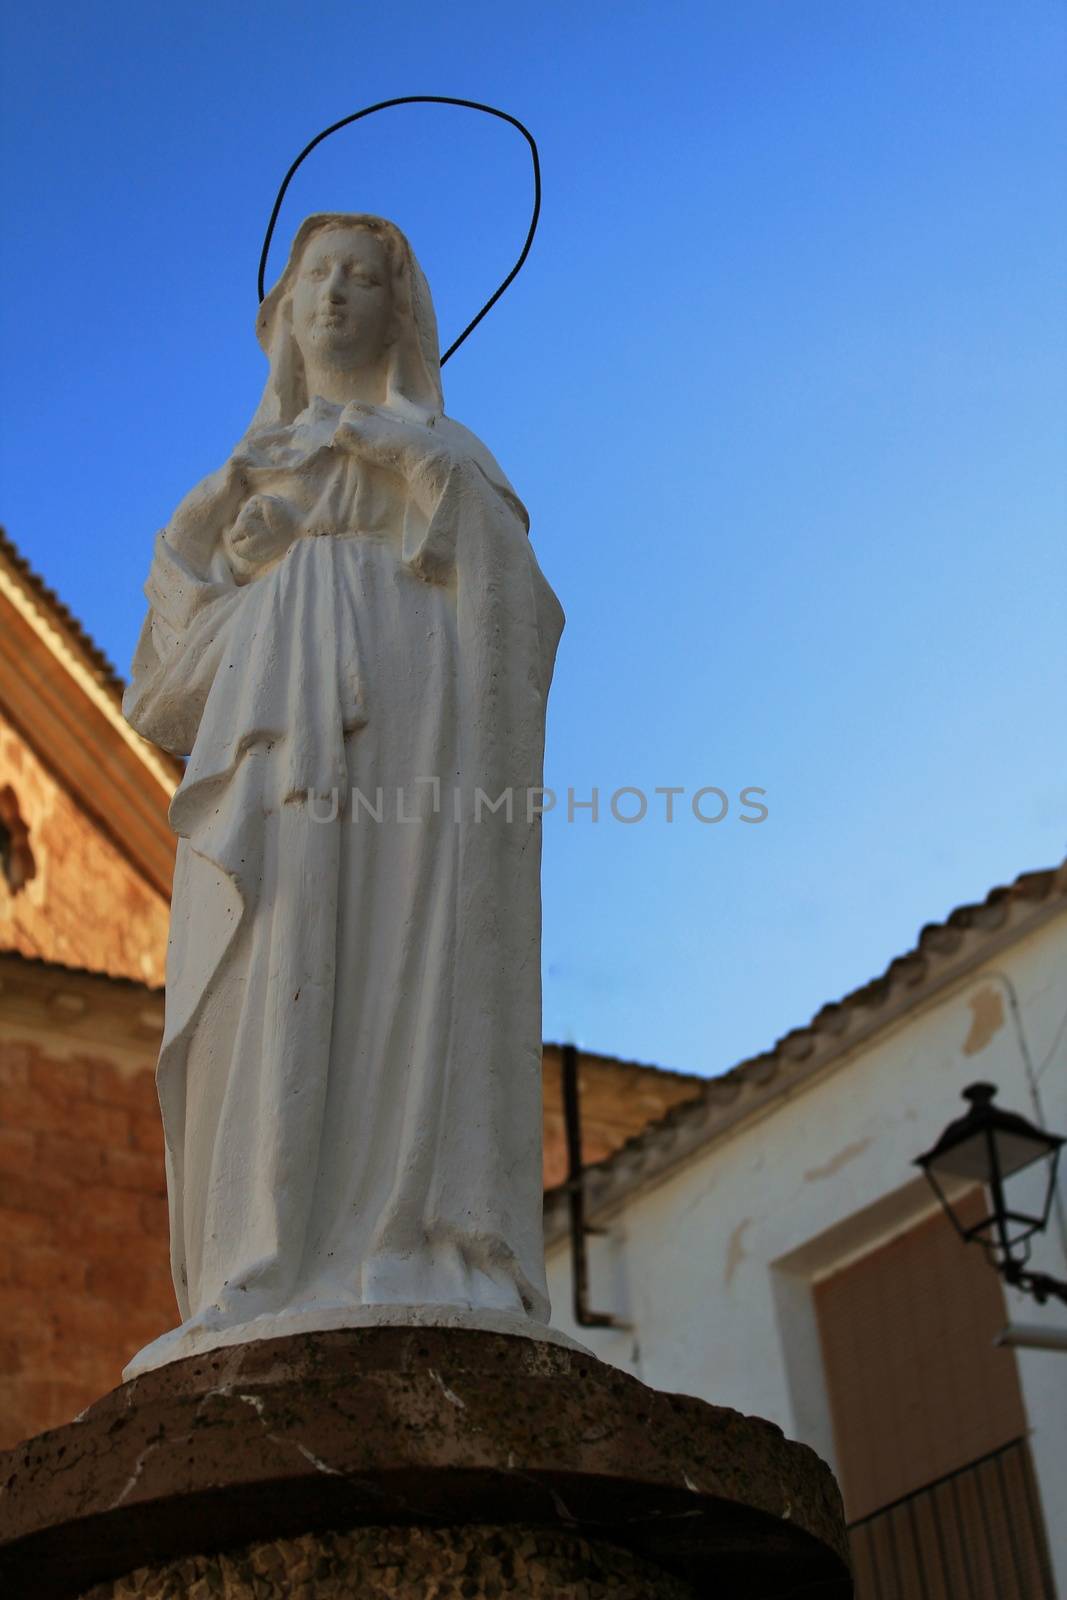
top-left (123, 396), bottom-right (564, 1371)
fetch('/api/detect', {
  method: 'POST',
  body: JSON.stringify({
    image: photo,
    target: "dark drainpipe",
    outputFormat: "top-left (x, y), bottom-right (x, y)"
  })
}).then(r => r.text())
top-left (561, 1042), bottom-right (626, 1329)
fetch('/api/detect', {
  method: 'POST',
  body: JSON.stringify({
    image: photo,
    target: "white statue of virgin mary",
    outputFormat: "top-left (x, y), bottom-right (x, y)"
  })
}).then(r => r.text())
top-left (123, 214), bottom-right (565, 1374)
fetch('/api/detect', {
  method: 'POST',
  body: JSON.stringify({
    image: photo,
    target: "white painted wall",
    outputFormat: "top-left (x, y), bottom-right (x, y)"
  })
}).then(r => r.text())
top-left (547, 915), bottom-right (1067, 1592)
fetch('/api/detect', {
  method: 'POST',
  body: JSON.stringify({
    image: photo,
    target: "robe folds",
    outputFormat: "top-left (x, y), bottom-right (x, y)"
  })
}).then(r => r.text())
top-left (123, 401), bottom-right (564, 1364)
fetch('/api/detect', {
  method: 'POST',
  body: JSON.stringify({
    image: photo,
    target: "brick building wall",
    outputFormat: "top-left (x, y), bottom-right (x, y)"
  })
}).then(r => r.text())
top-left (0, 717), bottom-right (169, 987)
top-left (0, 960), bottom-right (172, 1449)
top-left (540, 1045), bottom-right (702, 1191)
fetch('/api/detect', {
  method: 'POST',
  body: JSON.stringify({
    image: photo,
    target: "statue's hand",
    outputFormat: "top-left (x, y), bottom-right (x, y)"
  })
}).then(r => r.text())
top-left (165, 456), bottom-right (251, 567)
top-left (334, 403), bottom-right (450, 482)
top-left (226, 494), bottom-right (297, 579)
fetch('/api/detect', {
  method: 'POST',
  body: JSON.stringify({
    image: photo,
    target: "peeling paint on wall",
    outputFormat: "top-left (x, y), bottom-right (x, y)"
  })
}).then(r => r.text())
top-left (962, 985), bottom-right (1006, 1055)
top-left (803, 1138), bottom-right (872, 1182)
top-left (724, 1217), bottom-right (751, 1286)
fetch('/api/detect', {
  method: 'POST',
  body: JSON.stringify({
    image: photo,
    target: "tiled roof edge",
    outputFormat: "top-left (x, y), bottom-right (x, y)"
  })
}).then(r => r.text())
top-left (0, 946), bottom-right (163, 996)
top-left (0, 525), bottom-right (126, 700)
top-left (544, 860), bottom-right (1067, 1235)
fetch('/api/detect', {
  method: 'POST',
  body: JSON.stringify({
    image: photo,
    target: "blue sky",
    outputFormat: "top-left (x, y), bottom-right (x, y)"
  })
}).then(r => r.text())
top-left (1, 2), bottom-right (1064, 1075)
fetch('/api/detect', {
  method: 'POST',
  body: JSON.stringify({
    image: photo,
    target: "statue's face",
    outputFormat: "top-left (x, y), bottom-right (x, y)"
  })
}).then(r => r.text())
top-left (290, 226), bottom-right (392, 371)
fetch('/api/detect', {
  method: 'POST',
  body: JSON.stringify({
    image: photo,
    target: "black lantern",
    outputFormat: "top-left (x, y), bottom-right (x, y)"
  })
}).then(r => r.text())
top-left (915, 1083), bottom-right (1067, 1307)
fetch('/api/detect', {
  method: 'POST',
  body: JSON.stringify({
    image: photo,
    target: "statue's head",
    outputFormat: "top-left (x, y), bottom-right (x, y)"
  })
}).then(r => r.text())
top-left (250, 214), bottom-right (443, 429)
top-left (288, 221), bottom-right (395, 375)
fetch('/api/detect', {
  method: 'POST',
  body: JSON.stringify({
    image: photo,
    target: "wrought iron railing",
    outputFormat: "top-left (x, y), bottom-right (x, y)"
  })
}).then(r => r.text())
top-left (847, 1437), bottom-right (1055, 1600)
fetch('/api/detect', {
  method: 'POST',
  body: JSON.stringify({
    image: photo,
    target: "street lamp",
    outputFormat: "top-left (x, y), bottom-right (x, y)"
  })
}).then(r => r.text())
top-left (915, 1082), bottom-right (1067, 1307)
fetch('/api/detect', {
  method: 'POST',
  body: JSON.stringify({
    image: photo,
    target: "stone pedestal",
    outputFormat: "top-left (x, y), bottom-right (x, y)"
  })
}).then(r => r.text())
top-left (0, 1327), bottom-right (851, 1598)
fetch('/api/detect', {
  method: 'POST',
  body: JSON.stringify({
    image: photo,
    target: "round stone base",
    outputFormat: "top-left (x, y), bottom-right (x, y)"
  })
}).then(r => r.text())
top-left (1, 1326), bottom-right (851, 1598)
top-left (79, 1524), bottom-right (694, 1599)
top-left (122, 1300), bottom-right (588, 1381)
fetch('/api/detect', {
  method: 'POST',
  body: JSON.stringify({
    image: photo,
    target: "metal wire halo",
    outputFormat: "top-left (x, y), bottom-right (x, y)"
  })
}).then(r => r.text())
top-left (258, 96), bottom-right (541, 366)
